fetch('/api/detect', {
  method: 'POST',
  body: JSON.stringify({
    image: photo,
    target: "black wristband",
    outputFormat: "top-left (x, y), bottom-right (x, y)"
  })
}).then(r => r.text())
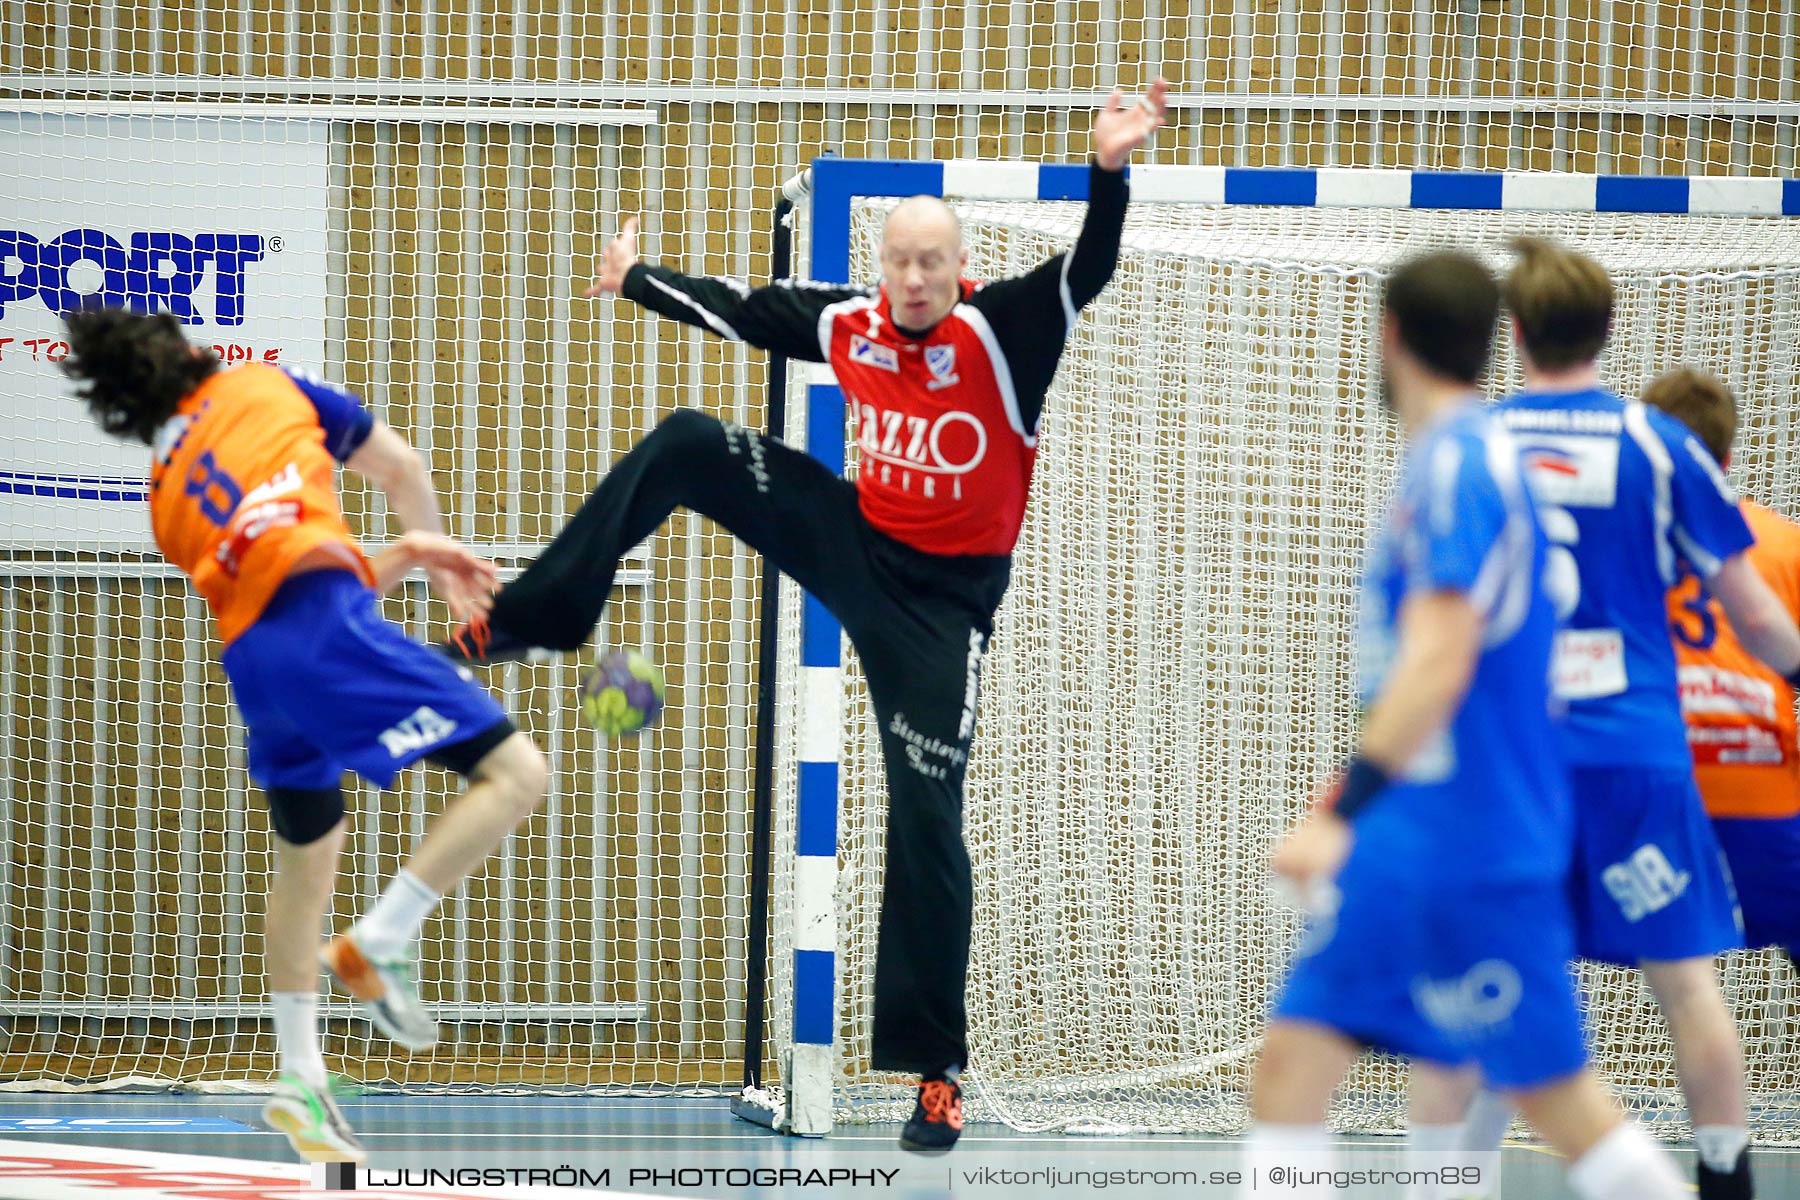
top-left (1333, 754), bottom-right (1392, 821)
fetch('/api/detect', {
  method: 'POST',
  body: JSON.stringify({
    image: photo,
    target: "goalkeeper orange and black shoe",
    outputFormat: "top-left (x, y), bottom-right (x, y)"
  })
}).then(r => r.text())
top-left (438, 614), bottom-right (550, 666)
top-left (899, 1076), bottom-right (964, 1154)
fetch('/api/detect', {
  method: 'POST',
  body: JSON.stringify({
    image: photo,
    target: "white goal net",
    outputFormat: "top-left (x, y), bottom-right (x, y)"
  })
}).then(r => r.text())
top-left (768, 194), bottom-right (1800, 1139)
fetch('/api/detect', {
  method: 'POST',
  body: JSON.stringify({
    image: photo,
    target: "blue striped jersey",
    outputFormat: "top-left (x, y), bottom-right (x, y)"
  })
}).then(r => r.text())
top-left (1494, 387), bottom-right (1753, 768)
top-left (1355, 401), bottom-right (1571, 882)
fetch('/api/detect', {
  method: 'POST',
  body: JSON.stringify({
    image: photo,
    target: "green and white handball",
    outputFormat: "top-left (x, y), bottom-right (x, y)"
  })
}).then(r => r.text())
top-left (581, 650), bottom-right (666, 737)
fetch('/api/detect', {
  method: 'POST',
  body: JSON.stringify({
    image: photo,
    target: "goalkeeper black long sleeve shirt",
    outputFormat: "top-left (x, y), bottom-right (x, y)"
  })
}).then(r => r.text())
top-left (618, 160), bottom-right (1129, 556)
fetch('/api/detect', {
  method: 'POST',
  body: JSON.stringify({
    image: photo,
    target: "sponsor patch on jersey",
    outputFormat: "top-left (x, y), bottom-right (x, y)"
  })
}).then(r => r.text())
top-left (1688, 723), bottom-right (1787, 766)
top-left (1679, 663), bottom-right (1778, 722)
top-left (1518, 434), bottom-right (1620, 508)
top-left (213, 464), bottom-right (308, 577)
top-left (848, 334), bottom-right (899, 373)
top-left (1554, 627), bottom-right (1628, 699)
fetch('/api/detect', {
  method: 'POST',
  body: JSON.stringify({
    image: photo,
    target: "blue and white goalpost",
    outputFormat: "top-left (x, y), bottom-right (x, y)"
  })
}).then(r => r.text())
top-left (741, 160), bottom-right (1800, 1139)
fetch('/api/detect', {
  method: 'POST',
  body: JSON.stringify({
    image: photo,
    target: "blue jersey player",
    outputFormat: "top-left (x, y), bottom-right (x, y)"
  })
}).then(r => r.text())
top-left (1419, 239), bottom-right (1800, 1200)
top-left (1249, 252), bottom-right (1686, 1200)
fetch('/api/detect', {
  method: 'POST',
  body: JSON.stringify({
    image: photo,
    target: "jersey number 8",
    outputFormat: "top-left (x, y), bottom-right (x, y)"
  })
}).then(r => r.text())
top-left (184, 450), bottom-right (244, 528)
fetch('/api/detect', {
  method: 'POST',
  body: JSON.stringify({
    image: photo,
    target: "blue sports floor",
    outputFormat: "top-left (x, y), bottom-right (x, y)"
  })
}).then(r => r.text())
top-left (2, 1092), bottom-right (1798, 1197)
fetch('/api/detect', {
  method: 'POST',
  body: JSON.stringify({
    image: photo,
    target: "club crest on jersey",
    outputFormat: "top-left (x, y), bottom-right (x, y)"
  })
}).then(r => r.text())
top-left (849, 334), bottom-right (899, 373)
top-left (925, 344), bottom-right (960, 390)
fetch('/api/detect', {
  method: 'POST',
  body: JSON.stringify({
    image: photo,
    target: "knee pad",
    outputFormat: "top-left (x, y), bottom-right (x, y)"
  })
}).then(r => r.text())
top-left (263, 786), bottom-right (347, 846)
top-left (655, 406), bottom-right (720, 450)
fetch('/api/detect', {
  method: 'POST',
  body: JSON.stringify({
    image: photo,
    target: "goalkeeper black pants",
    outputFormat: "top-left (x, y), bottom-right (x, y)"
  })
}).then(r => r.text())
top-left (490, 408), bottom-right (1012, 1075)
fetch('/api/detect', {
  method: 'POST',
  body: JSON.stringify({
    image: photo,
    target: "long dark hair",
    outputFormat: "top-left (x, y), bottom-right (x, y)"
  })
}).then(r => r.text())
top-left (61, 307), bottom-right (220, 446)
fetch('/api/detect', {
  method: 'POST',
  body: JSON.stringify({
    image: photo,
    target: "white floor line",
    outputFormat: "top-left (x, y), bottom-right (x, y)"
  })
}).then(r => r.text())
top-left (0, 1138), bottom-right (665, 1199)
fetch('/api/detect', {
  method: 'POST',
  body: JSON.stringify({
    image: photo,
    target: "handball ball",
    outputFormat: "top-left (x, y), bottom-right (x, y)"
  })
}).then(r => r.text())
top-left (581, 650), bottom-right (666, 736)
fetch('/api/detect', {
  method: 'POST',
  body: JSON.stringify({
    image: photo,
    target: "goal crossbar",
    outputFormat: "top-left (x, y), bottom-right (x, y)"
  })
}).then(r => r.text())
top-left (800, 160), bottom-right (1800, 285)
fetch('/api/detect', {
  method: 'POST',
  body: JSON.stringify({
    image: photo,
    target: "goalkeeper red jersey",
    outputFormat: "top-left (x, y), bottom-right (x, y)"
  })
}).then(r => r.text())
top-left (816, 283), bottom-right (1037, 556)
top-left (619, 161), bottom-right (1128, 558)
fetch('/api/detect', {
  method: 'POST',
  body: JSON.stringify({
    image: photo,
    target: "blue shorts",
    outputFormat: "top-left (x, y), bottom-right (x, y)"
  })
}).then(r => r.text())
top-left (221, 570), bottom-right (509, 792)
top-left (1567, 766), bottom-right (1744, 965)
top-left (1272, 842), bottom-right (1589, 1091)
top-left (1711, 815), bottom-right (1800, 957)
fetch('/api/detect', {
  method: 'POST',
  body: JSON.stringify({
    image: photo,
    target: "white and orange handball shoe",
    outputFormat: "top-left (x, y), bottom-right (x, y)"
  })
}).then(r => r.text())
top-left (261, 1073), bottom-right (366, 1164)
top-left (322, 932), bottom-right (439, 1051)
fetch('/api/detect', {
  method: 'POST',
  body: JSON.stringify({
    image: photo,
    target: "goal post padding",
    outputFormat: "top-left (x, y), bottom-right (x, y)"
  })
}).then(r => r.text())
top-left (761, 160), bottom-right (1800, 1139)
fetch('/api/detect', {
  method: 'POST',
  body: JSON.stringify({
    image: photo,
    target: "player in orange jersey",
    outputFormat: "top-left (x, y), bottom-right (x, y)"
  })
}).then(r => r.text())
top-left (1650, 367), bottom-right (1800, 969)
top-left (61, 306), bottom-right (548, 1165)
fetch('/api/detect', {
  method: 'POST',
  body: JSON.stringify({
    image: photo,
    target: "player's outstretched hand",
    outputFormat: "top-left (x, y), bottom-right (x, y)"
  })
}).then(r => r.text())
top-left (583, 217), bottom-right (641, 297)
top-left (1093, 76), bottom-right (1168, 171)
top-left (1271, 810), bottom-right (1351, 911)
top-left (403, 532), bottom-right (499, 623)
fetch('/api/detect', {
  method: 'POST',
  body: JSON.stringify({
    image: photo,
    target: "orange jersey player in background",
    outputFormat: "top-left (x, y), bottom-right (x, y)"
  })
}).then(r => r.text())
top-left (1670, 506), bottom-right (1800, 817)
top-left (62, 306), bottom-right (548, 1165)
top-left (1650, 367), bottom-right (1800, 965)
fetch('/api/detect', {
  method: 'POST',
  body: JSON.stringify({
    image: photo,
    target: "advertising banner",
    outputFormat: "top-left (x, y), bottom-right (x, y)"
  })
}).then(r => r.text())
top-left (0, 115), bottom-right (330, 548)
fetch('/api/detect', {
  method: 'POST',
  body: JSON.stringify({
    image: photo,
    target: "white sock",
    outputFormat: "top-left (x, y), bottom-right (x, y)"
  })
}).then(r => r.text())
top-left (1243, 1124), bottom-right (1335, 1199)
top-left (354, 869), bottom-right (439, 959)
top-left (1693, 1124), bottom-right (1749, 1174)
top-left (1461, 1088), bottom-right (1516, 1153)
top-left (272, 991), bottom-right (328, 1088)
top-left (1406, 1124), bottom-right (1465, 1200)
top-left (1567, 1124), bottom-right (1687, 1200)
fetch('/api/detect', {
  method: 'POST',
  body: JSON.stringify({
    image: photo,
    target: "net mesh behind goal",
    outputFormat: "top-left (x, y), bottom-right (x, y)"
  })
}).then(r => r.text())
top-left (780, 197), bottom-right (1800, 1138)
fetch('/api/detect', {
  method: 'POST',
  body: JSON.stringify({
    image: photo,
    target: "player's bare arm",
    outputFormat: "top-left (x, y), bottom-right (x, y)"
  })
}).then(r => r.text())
top-left (347, 421), bottom-right (492, 621)
top-left (1273, 589), bottom-right (1483, 886)
top-left (347, 421), bottom-right (441, 534)
top-left (368, 532), bottom-right (497, 613)
top-left (1709, 551), bottom-right (1800, 680)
